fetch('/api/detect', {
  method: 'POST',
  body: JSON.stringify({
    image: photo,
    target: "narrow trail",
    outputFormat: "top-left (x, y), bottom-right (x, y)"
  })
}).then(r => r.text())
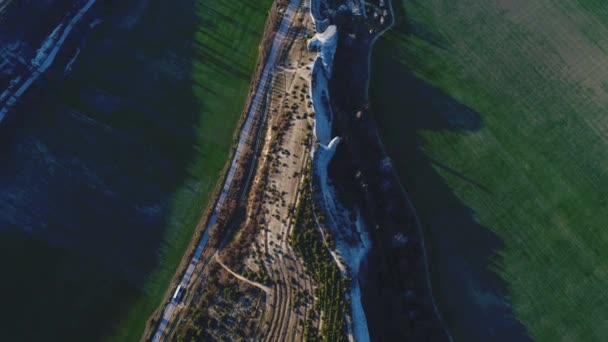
top-left (282, 146), bottom-right (314, 342)
top-left (215, 254), bottom-right (271, 293)
top-left (264, 283), bottom-right (283, 341)
top-left (278, 233), bottom-right (295, 341)
top-left (269, 254), bottom-right (291, 342)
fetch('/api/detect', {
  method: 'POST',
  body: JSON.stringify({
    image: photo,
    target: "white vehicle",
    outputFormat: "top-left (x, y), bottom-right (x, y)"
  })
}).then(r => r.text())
top-left (172, 285), bottom-right (185, 302)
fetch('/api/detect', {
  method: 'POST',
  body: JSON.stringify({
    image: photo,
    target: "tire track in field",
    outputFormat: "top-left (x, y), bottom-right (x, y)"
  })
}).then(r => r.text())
top-left (265, 249), bottom-right (289, 342)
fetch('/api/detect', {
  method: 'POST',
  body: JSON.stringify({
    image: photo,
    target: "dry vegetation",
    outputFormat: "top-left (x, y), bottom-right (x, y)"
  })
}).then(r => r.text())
top-left (159, 1), bottom-right (331, 341)
top-left (172, 263), bottom-right (266, 341)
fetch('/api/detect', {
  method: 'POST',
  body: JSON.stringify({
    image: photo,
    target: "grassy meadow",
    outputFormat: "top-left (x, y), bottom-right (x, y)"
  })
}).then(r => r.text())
top-left (0, 0), bottom-right (272, 340)
top-left (371, 0), bottom-right (608, 340)
top-left (88, 1), bottom-right (275, 340)
top-left (106, 0), bottom-right (272, 341)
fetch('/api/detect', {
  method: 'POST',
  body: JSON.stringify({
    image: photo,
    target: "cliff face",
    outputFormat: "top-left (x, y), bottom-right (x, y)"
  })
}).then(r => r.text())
top-left (314, 1), bottom-right (451, 340)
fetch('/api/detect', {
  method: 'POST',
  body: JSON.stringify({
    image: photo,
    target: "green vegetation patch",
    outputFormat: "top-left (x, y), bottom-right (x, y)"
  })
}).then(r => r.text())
top-left (371, 0), bottom-right (608, 341)
top-left (106, 0), bottom-right (275, 340)
top-left (1, 0), bottom-right (276, 340)
top-left (4, 0), bottom-right (275, 341)
top-left (290, 167), bottom-right (348, 342)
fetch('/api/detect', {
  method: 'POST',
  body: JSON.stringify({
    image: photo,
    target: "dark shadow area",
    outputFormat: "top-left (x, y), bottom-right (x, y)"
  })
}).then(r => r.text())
top-left (326, 6), bottom-right (450, 340)
top-left (370, 67), bottom-right (530, 342)
top-left (0, 0), bottom-right (78, 48)
top-left (0, 0), bottom-right (214, 340)
top-left (362, 2), bottom-right (532, 341)
top-left (427, 158), bottom-right (491, 195)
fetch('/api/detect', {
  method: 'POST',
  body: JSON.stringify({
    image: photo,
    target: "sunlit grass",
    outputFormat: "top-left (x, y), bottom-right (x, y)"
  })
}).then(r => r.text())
top-left (372, 0), bottom-right (608, 340)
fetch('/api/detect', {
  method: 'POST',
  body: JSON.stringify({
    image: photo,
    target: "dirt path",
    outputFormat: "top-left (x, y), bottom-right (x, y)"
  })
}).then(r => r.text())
top-left (215, 254), bottom-right (271, 293)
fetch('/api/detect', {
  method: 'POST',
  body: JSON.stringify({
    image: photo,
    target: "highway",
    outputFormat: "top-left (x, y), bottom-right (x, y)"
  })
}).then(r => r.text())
top-left (150, 0), bottom-right (301, 340)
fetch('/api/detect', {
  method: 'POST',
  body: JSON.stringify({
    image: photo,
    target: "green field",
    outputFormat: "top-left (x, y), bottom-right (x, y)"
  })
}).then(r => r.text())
top-left (0, 0), bottom-right (272, 341)
top-left (371, 0), bottom-right (608, 340)
top-left (104, 0), bottom-right (274, 340)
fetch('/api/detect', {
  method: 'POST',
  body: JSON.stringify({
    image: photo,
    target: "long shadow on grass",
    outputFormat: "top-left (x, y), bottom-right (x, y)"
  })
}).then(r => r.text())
top-left (0, 0), bottom-right (258, 340)
top-left (367, 3), bottom-right (532, 342)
